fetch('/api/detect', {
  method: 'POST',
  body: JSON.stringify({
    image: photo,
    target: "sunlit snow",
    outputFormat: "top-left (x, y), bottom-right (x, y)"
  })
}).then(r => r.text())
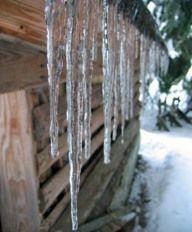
top-left (140, 111), bottom-right (192, 232)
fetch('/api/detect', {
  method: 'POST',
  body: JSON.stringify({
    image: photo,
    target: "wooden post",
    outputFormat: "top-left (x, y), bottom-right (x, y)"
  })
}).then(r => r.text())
top-left (0, 90), bottom-right (40, 232)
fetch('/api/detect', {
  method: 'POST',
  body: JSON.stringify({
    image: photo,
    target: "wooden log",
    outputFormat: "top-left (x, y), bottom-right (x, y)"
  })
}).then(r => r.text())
top-left (0, 0), bottom-right (45, 46)
top-left (109, 134), bottom-right (140, 210)
top-left (0, 40), bottom-right (48, 93)
top-left (37, 106), bottom-right (103, 178)
top-left (78, 207), bottom-right (136, 232)
top-left (84, 132), bottom-right (140, 220)
top-left (33, 84), bottom-right (102, 147)
top-left (0, 38), bottom-right (103, 94)
top-left (40, 136), bottom-right (102, 231)
top-left (52, 119), bottom-right (139, 231)
top-left (0, 90), bottom-right (40, 232)
top-left (40, 126), bottom-right (105, 214)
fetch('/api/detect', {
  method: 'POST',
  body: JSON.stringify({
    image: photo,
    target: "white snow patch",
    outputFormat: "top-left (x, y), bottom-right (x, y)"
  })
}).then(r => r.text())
top-left (140, 123), bottom-right (192, 232)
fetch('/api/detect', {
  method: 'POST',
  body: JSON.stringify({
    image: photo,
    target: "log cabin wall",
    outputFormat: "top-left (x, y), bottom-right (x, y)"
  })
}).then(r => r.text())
top-left (28, 65), bottom-right (141, 231)
top-left (0, 73), bottom-right (140, 232)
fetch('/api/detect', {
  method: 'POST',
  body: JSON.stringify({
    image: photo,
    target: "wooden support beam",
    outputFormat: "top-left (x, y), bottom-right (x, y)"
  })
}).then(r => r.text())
top-left (0, 90), bottom-right (40, 232)
top-left (0, 40), bottom-right (48, 93)
top-left (0, 0), bottom-right (45, 46)
top-left (0, 38), bottom-right (103, 94)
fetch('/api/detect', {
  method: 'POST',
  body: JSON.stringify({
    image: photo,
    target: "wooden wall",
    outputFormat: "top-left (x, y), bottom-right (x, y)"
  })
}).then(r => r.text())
top-left (31, 67), bottom-right (140, 231)
top-left (0, 2), bottom-right (141, 231)
top-left (0, 48), bottom-right (141, 232)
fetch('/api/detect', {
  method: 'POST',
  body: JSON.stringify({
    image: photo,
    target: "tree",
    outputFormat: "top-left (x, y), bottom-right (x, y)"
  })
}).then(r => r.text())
top-left (144, 0), bottom-right (192, 94)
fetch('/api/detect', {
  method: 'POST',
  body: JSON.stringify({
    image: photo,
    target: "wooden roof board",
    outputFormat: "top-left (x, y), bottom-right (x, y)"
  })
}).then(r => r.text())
top-left (0, 0), bottom-right (45, 46)
top-left (0, 0), bottom-right (166, 94)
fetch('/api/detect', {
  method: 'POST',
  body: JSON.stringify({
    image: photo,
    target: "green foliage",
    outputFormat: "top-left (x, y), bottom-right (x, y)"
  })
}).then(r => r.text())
top-left (144, 0), bottom-right (192, 93)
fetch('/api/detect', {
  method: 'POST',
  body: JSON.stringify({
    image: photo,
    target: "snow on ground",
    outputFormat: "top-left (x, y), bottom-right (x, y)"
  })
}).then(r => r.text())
top-left (140, 117), bottom-right (192, 232)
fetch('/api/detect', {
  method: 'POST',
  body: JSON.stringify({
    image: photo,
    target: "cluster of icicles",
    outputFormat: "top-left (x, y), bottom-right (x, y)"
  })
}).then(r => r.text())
top-left (45, 0), bottom-right (168, 230)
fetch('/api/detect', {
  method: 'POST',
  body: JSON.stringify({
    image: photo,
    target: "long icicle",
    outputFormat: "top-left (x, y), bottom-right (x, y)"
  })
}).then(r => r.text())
top-left (65, 1), bottom-right (80, 230)
top-left (102, 0), bottom-right (112, 164)
top-left (45, 0), bottom-right (59, 158)
top-left (45, 1), bottom-right (169, 230)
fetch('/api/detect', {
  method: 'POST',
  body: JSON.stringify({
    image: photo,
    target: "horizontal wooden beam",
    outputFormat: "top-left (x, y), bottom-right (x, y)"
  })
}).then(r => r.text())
top-left (39, 106), bottom-right (104, 213)
top-left (0, 38), bottom-right (103, 93)
top-left (0, 0), bottom-right (45, 46)
top-left (0, 40), bottom-right (48, 93)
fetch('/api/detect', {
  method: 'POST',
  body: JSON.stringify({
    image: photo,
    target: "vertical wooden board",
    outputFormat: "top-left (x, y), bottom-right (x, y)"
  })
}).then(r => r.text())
top-left (0, 90), bottom-right (40, 232)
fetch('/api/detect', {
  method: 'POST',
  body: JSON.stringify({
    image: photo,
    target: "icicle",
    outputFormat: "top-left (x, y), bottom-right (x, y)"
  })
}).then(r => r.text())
top-left (45, 1), bottom-right (169, 230)
top-left (139, 34), bottom-right (145, 102)
top-left (119, 17), bottom-right (126, 144)
top-left (124, 20), bottom-right (130, 121)
top-left (45, 0), bottom-right (64, 158)
top-left (102, 0), bottom-right (112, 164)
top-left (112, 9), bottom-right (120, 141)
top-left (65, 0), bottom-right (101, 229)
top-left (128, 25), bottom-right (136, 119)
top-left (65, 1), bottom-right (82, 230)
top-left (112, 67), bottom-right (119, 141)
top-left (81, 0), bottom-right (91, 160)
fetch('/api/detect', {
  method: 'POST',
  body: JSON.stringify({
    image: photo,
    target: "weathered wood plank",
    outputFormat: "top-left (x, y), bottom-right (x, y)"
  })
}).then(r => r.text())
top-left (0, 40), bottom-right (48, 93)
top-left (0, 37), bottom-right (103, 94)
top-left (78, 207), bottom-right (136, 232)
top-left (40, 137), bottom-right (102, 231)
top-left (40, 125), bottom-right (105, 214)
top-left (0, 90), bottom-right (40, 232)
top-left (0, 0), bottom-right (45, 45)
top-left (37, 106), bottom-right (103, 178)
top-left (33, 84), bottom-right (102, 147)
top-left (109, 134), bottom-right (140, 210)
top-left (52, 119), bottom-right (139, 231)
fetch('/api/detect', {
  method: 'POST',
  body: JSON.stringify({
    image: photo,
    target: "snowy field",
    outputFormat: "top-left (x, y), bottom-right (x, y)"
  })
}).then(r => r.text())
top-left (140, 115), bottom-right (192, 232)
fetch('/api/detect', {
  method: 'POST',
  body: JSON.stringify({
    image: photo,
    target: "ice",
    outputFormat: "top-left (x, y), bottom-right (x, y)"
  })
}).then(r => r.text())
top-left (102, 0), bottom-right (113, 164)
top-left (45, 1), bottom-right (169, 230)
top-left (45, 0), bottom-right (65, 158)
top-left (65, 1), bottom-right (99, 229)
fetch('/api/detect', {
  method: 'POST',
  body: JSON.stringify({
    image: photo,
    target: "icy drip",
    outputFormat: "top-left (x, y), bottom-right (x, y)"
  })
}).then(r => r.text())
top-left (66, 0), bottom-right (101, 229)
top-left (129, 26), bottom-right (136, 119)
top-left (65, 1), bottom-right (81, 230)
top-left (45, 1), bottom-right (169, 230)
top-left (124, 21), bottom-right (131, 121)
top-left (119, 19), bottom-right (126, 143)
top-left (82, 0), bottom-right (91, 160)
top-left (112, 11), bottom-right (120, 141)
top-left (139, 35), bottom-right (147, 102)
top-left (102, 0), bottom-right (112, 164)
top-left (45, 0), bottom-right (64, 158)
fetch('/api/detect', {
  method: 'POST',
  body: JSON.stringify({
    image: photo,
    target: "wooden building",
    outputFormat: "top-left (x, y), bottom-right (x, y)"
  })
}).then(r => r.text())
top-left (0, 1), bottom-right (167, 231)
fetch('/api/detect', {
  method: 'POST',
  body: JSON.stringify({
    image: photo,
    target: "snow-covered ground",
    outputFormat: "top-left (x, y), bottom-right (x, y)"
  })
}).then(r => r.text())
top-left (140, 115), bottom-right (192, 232)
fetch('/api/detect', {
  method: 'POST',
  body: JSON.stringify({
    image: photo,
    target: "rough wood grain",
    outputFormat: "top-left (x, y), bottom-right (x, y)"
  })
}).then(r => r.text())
top-left (0, 0), bottom-right (45, 46)
top-left (37, 106), bottom-right (104, 178)
top-left (33, 84), bottom-right (102, 148)
top-left (78, 207), bottom-right (136, 232)
top-left (0, 40), bottom-right (48, 93)
top-left (0, 90), bottom-right (40, 232)
top-left (0, 38), bottom-right (102, 93)
top-left (40, 138), bottom-right (102, 231)
top-left (40, 125), bottom-right (105, 214)
top-left (52, 119), bottom-right (139, 231)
